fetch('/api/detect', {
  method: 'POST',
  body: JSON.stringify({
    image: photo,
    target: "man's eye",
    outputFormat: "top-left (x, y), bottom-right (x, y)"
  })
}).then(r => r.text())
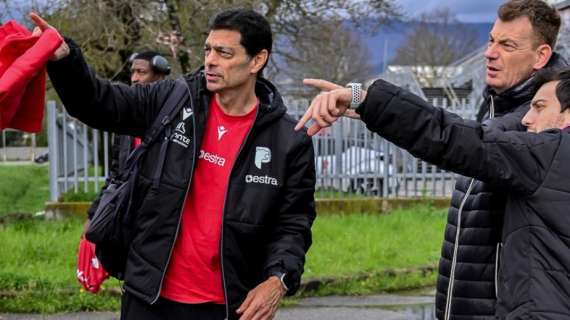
top-left (220, 50), bottom-right (232, 58)
top-left (503, 43), bottom-right (516, 51)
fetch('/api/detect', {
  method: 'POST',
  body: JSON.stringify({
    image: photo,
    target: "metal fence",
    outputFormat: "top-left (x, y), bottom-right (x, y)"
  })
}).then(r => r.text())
top-left (47, 101), bottom-right (110, 201)
top-left (285, 97), bottom-right (477, 199)
top-left (47, 97), bottom-right (478, 201)
top-left (0, 130), bottom-right (41, 162)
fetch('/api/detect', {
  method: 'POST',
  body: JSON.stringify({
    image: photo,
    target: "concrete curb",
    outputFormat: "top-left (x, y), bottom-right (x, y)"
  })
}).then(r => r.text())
top-left (41, 198), bottom-right (451, 219)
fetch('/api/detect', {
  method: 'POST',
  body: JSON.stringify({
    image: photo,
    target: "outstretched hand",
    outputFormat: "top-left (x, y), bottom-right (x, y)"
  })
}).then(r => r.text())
top-left (294, 78), bottom-right (363, 136)
top-left (29, 12), bottom-right (70, 61)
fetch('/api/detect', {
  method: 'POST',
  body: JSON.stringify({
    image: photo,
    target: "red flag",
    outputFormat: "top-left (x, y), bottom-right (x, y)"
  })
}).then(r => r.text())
top-left (0, 20), bottom-right (62, 132)
top-left (76, 238), bottom-right (109, 293)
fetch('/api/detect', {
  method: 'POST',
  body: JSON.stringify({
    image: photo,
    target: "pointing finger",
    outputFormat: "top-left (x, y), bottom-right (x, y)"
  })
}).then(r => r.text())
top-left (29, 12), bottom-right (52, 31)
top-left (303, 78), bottom-right (343, 92)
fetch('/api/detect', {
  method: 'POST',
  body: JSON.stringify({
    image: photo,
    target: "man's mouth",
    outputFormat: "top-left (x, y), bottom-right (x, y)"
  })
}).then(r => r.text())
top-left (206, 72), bottom-right (222, 80)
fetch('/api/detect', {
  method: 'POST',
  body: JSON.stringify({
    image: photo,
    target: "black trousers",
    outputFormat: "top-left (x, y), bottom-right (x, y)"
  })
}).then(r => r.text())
top-left (121, 291), bottom-right (227, 320)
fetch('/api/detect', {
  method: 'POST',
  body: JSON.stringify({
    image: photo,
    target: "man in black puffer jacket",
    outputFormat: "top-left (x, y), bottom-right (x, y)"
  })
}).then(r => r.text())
top-left (33, 9), bottom-right (315, 320)
top-left (299, 1), bottom-right (564, 318)
top-left (303, 1), bottom-right (565, 319)
top-left (435, 2), bottom-right (566, 319)
top-left (298, 65), bottom-right (570, 320)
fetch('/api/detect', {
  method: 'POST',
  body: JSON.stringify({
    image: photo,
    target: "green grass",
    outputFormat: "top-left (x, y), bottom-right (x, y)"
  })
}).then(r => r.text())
top-left (304, 206), bottom-right (445, 278)
top-left (0, 218), bottom-right (121, 313)
top-left (315, 190), bottom-right (367, 199)
top-left (0, 164), bottom-right (106, 216)
top-left (59, 190), bottom-right (99, 202)
top-left (0, 165), bottom-right (50, 216)
top-left (0, 207), bottom-right (446, 313)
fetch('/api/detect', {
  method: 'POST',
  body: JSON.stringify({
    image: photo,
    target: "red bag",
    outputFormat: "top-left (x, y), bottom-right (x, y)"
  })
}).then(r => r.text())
top-left (0, 20), bottom-right (62, 132)
top-left (76, 238), bottom-right (109, 293)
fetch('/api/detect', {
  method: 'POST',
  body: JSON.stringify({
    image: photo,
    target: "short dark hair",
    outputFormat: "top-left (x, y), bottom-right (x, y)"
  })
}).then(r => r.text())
top-left (208, 9), bottom-right (272, 75)
top-left (131, 51), bottom-right (162, 62)
top-left (498, 0), bottom-right (561, 48)
top-left (129, 51), bottom-right (171, 75)
top-left (534, 68), bottom-right (570, 113)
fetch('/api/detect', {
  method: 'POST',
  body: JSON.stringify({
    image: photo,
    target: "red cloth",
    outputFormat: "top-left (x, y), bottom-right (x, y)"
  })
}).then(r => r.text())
top-left (0, 20), bottom-right (63, 132)
top-left (161, 97), bottom-right (257, 303)
top-left (76, 238), bottom-right (109, 293)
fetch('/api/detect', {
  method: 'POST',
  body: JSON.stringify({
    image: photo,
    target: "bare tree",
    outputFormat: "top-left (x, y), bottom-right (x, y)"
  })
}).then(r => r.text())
top-left (276, 20), bottom-right (374, 99)
top-left (391, 8), bottom-right (479, 86)
top-left (6, 0), bottom-right (399, 80)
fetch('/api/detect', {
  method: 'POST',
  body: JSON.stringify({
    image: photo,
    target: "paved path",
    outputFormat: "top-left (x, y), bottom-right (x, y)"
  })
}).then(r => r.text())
top-left (0, 293), bottom-right (435, 320)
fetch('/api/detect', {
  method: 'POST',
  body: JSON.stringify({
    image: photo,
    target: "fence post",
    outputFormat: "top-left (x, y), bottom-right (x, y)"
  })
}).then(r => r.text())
top-left (382, 139), bottom-right (389, 197)
top-left (334, 121), bottom-right (343, 193)
top-left (47, 101), bottom-right (59, 202)
top-left (30, 134), bottom-right (36, 161)
top-left (1, 130), bottom-right (6, 162)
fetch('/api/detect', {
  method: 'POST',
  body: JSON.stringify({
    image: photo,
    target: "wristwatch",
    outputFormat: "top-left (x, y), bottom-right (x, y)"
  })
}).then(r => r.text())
top-left (346, 82), bottom-right (363, 108)
top-left (270, 271), bottom-right (289, 292)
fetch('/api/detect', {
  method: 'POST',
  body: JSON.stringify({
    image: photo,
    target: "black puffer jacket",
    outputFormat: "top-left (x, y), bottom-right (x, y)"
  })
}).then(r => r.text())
top-left (48, 40), bottom-right (316, 320)
top-left (358, 79), bottom-right (570, 320)
top-left (435, 53), bottom-right (567, 320)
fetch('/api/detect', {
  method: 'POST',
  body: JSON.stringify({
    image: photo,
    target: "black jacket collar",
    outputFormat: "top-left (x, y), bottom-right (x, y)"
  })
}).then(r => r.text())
top-left (184, 68), bottom-right (287, 128)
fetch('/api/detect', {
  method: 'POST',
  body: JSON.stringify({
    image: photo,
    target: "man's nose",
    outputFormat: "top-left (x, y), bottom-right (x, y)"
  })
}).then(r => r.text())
top-left (484, 43), bottom-right (499, 60)
top-left (521, 111), bottom-right (533, 127)
top-left (205, 51), bottom-right (217, 66)
top-left (131, 73), bottom-right (139, 84)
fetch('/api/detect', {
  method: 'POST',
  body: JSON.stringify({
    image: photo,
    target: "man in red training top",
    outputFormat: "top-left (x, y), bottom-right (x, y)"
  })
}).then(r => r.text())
top-left (33, 9), bottom-right (316, 320)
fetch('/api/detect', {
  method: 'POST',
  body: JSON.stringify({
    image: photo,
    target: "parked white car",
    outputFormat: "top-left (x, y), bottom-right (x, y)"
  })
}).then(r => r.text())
top-left (315, 146), bottom-right (400, 195)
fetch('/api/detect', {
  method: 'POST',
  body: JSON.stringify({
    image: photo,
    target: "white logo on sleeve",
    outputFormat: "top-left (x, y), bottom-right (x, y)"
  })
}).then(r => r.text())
top-left (183, 106), bottom-right (193, 120)
top-left (217, 126), bottom-right (228, 141)
top-left (254, 147), bottom-right (271, 169)
top-left (176, 122), bottom-right (186, 134)
top-left (172, 121), bottom-right (190, 148)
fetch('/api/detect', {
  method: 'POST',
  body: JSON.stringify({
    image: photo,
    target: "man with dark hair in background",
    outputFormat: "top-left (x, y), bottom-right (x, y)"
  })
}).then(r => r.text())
top-left (31, 8), bottom-right (315, 320)
top-left (77, 50), bottom-right (172, 294)
top-left (86, 51), bottom-right (171, 221)
top-left (129, 51), bottom-right (171, 84)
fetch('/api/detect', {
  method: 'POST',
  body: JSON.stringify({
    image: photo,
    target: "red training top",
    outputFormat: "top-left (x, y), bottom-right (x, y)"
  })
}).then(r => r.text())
top-left (161, 95), bottom-right (257, 304)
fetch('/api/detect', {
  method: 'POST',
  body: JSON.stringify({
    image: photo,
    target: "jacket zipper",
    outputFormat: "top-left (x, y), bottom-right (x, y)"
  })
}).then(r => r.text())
top-left (488, 95), bottom-right (503, 299)
top-left (444, 178), bottom-right (475, 320)
top-left (151, 95), bottom-right (198, 304)
top-left (443, 96), bottom-right (495, 320)
top-left (219, 107), bottom-right (260, 319)
top-left (494, 242), bottom-right (502, 298)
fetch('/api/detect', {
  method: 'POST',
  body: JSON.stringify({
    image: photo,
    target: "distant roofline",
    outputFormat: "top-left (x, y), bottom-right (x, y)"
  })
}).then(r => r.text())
top-left (556, 0), bottom-right (570, 10)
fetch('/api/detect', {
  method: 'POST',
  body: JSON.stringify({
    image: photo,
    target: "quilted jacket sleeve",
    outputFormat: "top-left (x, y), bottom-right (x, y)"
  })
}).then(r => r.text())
top-left (356, 79), bottom-right (561, 196)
